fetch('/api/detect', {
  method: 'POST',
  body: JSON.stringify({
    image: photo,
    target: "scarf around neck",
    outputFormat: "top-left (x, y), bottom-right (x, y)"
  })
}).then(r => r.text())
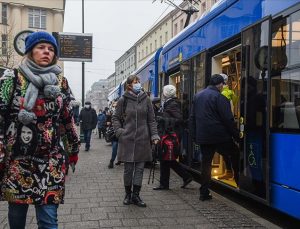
top-left (17, 58), bottom-right (62, 125)
top-left (19, 58), bottom-right (62, 110)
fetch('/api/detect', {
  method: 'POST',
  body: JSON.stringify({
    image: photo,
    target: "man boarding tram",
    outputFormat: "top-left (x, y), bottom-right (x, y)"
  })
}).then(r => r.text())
top-left (190, 74), bottom-right (240, 201)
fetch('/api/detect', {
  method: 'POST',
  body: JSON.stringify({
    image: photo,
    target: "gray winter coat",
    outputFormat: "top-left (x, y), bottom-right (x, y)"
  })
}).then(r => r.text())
top-left (112, 91), bottom-right (159, 162)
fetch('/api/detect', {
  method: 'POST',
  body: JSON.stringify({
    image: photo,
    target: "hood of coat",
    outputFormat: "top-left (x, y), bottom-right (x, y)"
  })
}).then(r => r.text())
top-left (123, 91), bottom-right (147, 102)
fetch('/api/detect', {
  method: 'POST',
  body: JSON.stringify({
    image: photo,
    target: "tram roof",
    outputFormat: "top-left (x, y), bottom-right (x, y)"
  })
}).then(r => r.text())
top-left (161, 0), bottom-right (299, 72)
top-left (162, 0), bottom-right (231, 56)
top-left (134, 47), bottom-right (163, 76)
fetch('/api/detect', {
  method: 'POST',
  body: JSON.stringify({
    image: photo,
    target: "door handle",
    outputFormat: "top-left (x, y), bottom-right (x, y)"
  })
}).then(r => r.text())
top-left (239, 117), bottom-right (244, 138)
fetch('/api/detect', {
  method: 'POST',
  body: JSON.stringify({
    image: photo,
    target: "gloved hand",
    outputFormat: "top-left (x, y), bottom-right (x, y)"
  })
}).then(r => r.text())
top-left (69, 155), bottom-right (78, 165)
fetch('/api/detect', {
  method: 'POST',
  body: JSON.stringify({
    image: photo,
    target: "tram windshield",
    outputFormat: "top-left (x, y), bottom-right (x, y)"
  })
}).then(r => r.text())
top-left (271, 10), bottom-right (300, 131)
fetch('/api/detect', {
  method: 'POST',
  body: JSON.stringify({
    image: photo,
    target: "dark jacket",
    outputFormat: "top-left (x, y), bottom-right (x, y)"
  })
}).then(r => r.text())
top-left (79, 107), bottom-right (97, 130)
top-left (158, 97), bottom-right (182, 135)
top-left (190, 85), bottom-right (239, 144)
top-left (97, 113), bottom-right (106, 128)
top-left (160, 97), bottom-right (182, 161)
top-left (112, 91), bottom-right (159, 162)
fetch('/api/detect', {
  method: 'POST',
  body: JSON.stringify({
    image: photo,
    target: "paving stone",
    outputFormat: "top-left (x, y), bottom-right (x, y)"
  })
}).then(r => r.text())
top-left (64, 221), bottom-right (99, 229)
top-left (58, 214), bottom-right (82, 223)
top-left (99, 219), bottom-right (122, 227)
top-left (82, 212), bottom-right (108, 221)
top-left (121, 218), bottom-right (140, 227)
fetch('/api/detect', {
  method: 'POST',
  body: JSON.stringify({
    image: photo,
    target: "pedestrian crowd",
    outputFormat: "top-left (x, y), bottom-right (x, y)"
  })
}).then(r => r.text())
top-left (0, 30), bottom-right (240, 229)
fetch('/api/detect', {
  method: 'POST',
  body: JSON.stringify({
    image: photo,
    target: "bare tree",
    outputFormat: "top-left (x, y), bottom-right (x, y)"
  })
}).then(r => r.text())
top-left (0, 21), bottom-right (18, 68)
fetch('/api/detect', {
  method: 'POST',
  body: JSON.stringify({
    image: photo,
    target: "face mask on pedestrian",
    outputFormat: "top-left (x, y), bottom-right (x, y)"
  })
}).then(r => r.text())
top-left (85, 104), bottom-right (90, 109)
top-left (132, 83), bottom-right (142, 94)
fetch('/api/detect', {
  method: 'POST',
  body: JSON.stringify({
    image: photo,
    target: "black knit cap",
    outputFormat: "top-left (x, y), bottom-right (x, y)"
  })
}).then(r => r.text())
top-left (209, 74), bottom-right (225, 86)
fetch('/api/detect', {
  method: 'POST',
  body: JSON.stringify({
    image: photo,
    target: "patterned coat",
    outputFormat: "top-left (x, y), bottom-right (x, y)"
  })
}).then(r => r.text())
top-left (0, 69), bottom-right (80, 205)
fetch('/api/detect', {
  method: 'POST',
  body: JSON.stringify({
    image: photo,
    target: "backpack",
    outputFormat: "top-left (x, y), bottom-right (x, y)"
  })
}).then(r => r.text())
top-left (105, 126), bottom-right (116, 143)
top-left (160, 133), bottom-right (180, 161)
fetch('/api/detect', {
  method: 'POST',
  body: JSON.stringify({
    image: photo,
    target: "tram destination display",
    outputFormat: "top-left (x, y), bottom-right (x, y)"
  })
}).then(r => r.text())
top-left (55, 32), bottom-right (93, 62)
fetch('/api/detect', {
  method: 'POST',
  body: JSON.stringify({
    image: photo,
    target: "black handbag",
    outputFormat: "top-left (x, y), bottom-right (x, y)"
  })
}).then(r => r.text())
top-left (105, 127), bottom-right (115, 143)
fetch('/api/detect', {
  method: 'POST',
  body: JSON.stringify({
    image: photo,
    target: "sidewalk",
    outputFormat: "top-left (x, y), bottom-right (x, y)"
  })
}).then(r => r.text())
top-left (0, 135), bottom-right (280, 228)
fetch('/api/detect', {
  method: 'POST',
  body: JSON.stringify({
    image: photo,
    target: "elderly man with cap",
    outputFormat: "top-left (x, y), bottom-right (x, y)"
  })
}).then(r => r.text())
top-left (190, 74), bottom-right (240, 201)
top-left (79, 101), bottom-right (97, 151)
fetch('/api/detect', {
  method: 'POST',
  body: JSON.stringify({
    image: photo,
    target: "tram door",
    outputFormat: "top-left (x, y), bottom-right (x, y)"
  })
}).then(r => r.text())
top-left (239, 18), bottom-right (271, 201)
top-left (167, 63), bottom-right (192, 161)
top-left (210, 47), bottom-right (241, 187)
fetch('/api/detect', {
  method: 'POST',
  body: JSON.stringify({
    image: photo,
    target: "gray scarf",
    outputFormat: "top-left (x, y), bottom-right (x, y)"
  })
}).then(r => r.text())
top-left (18, 58), bottom-right (62, 125)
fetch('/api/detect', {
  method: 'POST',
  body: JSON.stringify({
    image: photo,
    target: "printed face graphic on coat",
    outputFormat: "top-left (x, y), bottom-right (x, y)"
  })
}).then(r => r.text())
top-left (21, 125), bottom-right (33, 144)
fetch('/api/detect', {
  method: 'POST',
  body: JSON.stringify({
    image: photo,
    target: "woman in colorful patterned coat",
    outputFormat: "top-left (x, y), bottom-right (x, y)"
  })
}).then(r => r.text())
top-left (0, 31), bottom-right (80, 229)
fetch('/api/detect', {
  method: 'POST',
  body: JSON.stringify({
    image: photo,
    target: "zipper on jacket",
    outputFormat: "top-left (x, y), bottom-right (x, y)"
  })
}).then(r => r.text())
top-left (132, 94), bottom-right (139, 161)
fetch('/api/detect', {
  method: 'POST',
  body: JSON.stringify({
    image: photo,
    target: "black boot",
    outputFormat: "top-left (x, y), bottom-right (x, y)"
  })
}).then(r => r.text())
top-left (108, 160), bottom-right (114, 169)
top-left (123, 186), bottom-right (131, 205)
top-left (131, 185), bottom-right (146, 207)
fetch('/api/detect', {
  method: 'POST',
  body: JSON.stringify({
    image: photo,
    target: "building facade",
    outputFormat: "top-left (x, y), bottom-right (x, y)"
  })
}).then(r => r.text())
top-left (172, 0), bottom-right (219, 37)
top-left (136, 12), bottom-right (173, 69)
top-left (0, 0), bottom-right (65, 67)
top-left (114, 45), bottom-right (136, 85)
top-left (85, 79), bottom-right (109, 112)
top-left (107, 72), bottom-right (116, 92)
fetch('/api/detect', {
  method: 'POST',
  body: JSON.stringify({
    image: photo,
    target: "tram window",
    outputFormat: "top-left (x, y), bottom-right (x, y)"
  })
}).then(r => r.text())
top-left (193, 52), bottom-right (206, 94)
top-left (271, 10), bottom-right (300, 130)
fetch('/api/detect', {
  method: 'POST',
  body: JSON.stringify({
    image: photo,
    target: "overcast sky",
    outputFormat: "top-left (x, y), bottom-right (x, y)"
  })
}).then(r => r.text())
top-left (63, 0), bottom-right (182, 101)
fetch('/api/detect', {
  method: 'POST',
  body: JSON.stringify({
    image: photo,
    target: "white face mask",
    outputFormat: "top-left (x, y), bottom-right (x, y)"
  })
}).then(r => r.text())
top-left (85, 105), bottom-right (90, 109)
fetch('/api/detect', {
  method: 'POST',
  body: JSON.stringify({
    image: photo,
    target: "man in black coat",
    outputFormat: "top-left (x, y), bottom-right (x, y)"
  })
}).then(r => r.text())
top-left (79, 101), bottom-right (97, 151)
top-left (190, 74), bottom-right (240, 201)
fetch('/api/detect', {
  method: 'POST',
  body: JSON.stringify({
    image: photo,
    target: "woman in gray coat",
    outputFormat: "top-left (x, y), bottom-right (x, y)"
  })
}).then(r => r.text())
top-left (112, 75), bottom-right (159, 207)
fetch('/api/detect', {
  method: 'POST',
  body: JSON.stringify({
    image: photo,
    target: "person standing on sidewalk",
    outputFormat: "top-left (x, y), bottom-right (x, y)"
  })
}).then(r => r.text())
top-left (190, 74), bottom-right (240, 201)
top-left (112, 75), bottom-right (159, 207)
top-left (0, 31), bottom-right (80, 229)
top-left (107, 100), bottom-right (119, 169)
top-left (97, 109), bottom-right (106, 139)
top-left (79, 101), bottom-right (97, 151)
top-left (153, 85), bottom-right (193, 190)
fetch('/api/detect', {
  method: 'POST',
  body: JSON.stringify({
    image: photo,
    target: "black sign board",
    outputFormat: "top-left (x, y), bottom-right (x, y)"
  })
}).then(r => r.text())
top-left (55, 32), bottom-right (93, 62)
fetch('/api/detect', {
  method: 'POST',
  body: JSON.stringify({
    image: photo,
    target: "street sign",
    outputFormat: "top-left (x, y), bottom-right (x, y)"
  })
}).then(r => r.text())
top-left (54, 32), bottom-right (93, 62)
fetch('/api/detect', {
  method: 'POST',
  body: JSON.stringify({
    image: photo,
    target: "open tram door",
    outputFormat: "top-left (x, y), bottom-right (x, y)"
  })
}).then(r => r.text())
top-left (239, 17), bottom-right (272, 203)
top-left (164, 66), bottom-right (192, 162)
top-left (210, 45), bottom-right (241, 188)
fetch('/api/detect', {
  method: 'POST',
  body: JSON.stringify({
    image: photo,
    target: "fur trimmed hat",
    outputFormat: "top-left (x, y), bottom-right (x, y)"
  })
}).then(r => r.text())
top-left (25, 31), bottom-right (58, 55)
top-left (163, 85), bottom-right (176, 98)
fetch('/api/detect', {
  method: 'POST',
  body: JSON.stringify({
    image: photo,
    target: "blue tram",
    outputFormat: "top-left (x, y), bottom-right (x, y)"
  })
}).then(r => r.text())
top-left (136, 0), bottom-right (300, 220)
top-left (133, 47), bottom-right (163, 98)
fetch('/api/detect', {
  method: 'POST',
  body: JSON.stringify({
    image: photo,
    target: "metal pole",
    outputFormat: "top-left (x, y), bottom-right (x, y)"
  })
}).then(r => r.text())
top-left (80, 0), bottom-right (85, 143)
top-left (82, 0), bottom-right (85, 105)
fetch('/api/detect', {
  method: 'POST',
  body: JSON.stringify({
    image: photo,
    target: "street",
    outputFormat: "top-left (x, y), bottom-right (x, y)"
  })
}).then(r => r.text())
top-left (0, 135), bottom-right (280, 229)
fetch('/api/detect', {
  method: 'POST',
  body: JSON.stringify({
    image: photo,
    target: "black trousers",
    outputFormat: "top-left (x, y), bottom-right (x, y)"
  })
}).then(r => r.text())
top-left (200, 140), bottom-right (239, 196)
top-left (159, 160), bottom-right (191, 188)
top-left (98, 127), bottom-right (106, 138)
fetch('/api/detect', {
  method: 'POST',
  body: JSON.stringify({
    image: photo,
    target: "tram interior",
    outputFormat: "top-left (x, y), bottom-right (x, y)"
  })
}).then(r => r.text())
top-left (210, 47), bottom-right (241, 188)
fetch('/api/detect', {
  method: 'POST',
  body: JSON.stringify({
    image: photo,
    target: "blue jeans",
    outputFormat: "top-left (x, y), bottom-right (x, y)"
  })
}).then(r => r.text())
top-left (83, 129), bottom-right (92, 150)
top-left (111, 140), bottom-right (118, 162)
top-left (8, 203), bottom-right (58, 229)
